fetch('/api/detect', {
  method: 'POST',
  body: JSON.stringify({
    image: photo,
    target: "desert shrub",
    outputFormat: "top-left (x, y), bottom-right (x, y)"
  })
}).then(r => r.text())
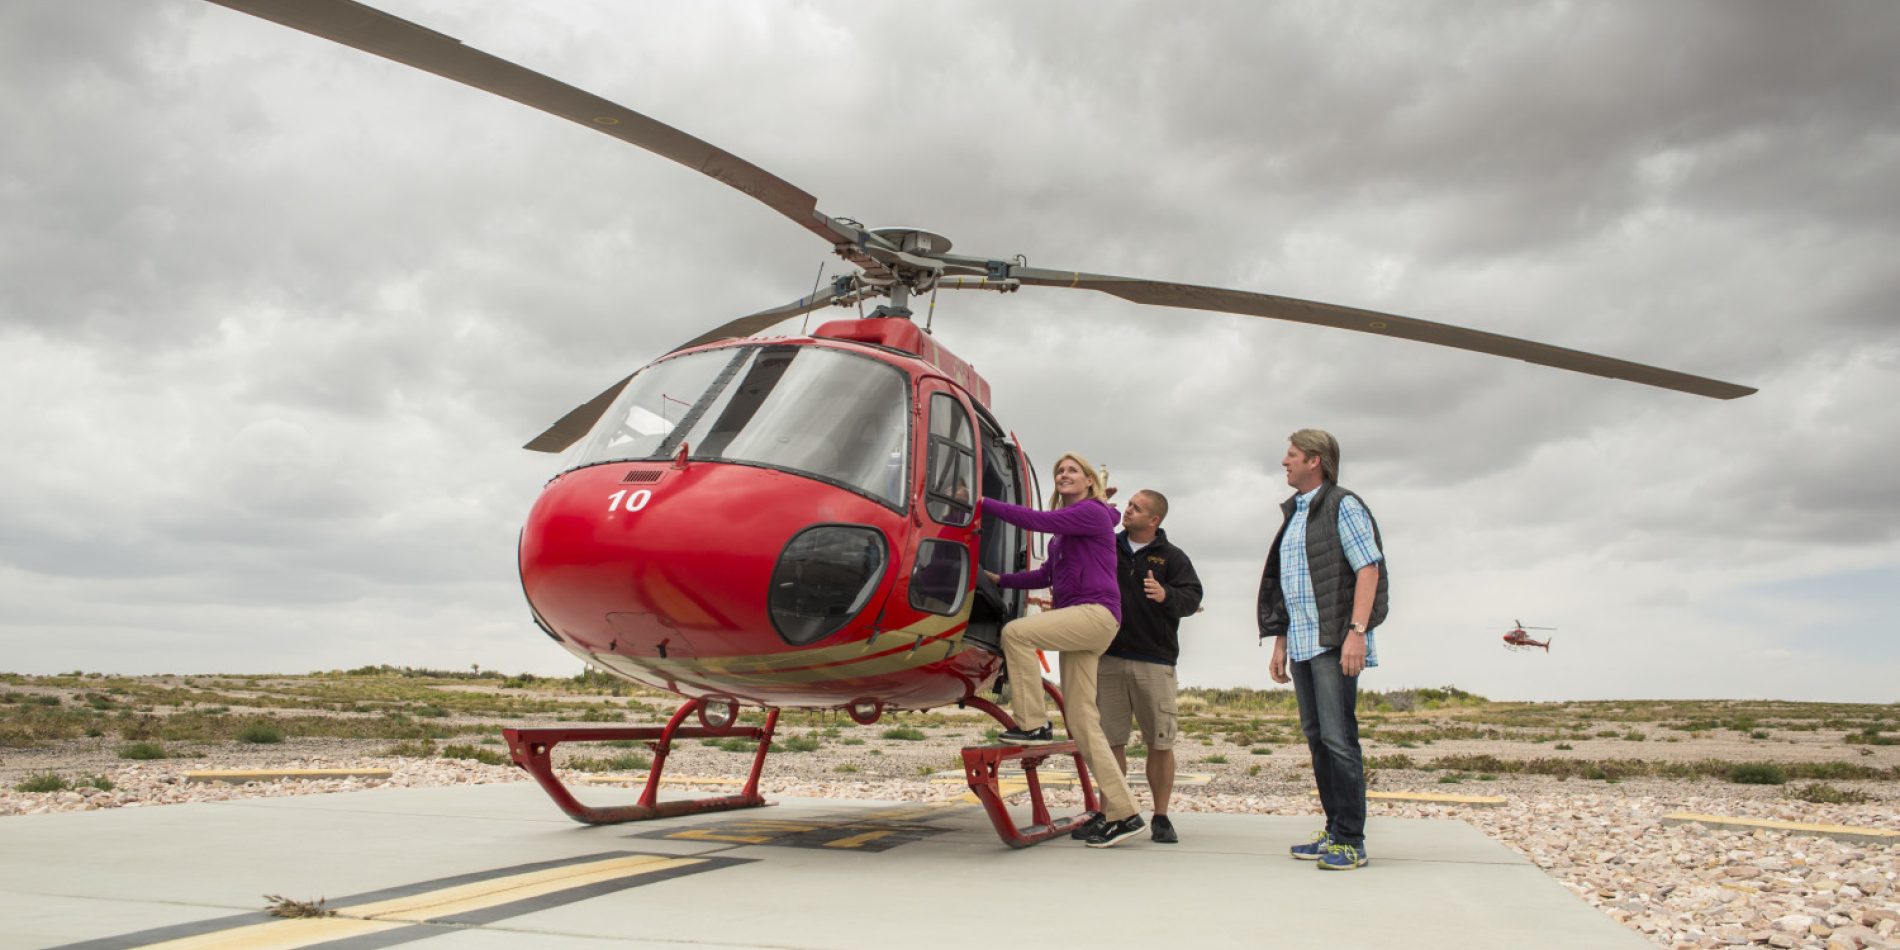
top-left (565, 750), bottom-right (651, 772)
top-left (440, 744), bottom-right (511, 767)
top-left (236, 722), bottom-right (285, 744)
top-left (1727, 762), bottom-right (1787, 785)
top-left (834, 763), bottom-right (860, 773)
top-left (1789, 782), bottom-right (1871, 804)
top-left (117, 741), bottom-right (167, 760)
top-left (1785, 760), bottom-right (1885, 781)
top-left (15, 773), bottom-right (71, 792)
top-left (1431, 753), bottom-right (1512, 773)
top-left (880, 727), bottom-right (926, 741)
top-left (1202, 754), bottom-right (1228, 764)
top-left (779, 735), bottom-right (822, 753)
top-left (380, 739), bottom-right (437, 758)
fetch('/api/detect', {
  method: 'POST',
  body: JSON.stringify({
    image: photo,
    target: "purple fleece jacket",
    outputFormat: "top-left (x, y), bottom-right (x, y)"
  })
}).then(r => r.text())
top-left (982, 497), bottom-right (1122, 623)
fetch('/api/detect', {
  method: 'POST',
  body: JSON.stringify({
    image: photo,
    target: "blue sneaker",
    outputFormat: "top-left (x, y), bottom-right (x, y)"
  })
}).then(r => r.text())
top-left (1316, 842), bottom-right (1368, 870)
top-left (1288, 829), bottom-right (1331, 860)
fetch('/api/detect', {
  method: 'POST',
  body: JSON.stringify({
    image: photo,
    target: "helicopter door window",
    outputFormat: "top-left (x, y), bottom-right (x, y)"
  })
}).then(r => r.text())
top-left (924, 393), bottom-right (976, 526)
top-left (909, 539), bottom-right (969, 616)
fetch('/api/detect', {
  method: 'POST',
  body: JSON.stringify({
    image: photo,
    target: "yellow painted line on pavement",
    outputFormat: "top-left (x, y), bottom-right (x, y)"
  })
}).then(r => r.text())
top-left (183, 769), bottom-right (391, 784)
top-left (1662, 812), bottom-right (1899, 844)
top-left (140, 917), bottom-right (405, 949)
top-left (824, 829), bottom-right (897, 849)
top-left (578, 774), bottom-right (743, 786)
top-left (1308, 790), bottom-right (1506, 805)
top-left (140, 854), bottom-right (702, 949)
top-left (857, 801), bottom-right (967, 821)
top-left (961, 775), bottom-right (1032, 803)
top-left (347, 854), bottom-right (701, 922)
top-left (935, 770), bottom-right (1212, 800)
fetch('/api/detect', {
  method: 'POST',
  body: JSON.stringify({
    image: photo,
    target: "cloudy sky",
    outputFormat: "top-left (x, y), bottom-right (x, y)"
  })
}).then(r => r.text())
top-left (4, 1), bottom-right (1896, 702)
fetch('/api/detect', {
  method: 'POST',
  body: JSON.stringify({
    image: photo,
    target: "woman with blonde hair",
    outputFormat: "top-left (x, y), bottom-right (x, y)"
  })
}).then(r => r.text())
top-left (980, 452), bottom-right (1144, 847)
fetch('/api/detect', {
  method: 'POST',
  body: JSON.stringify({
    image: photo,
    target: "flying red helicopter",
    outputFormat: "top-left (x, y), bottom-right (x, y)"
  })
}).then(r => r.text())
top-left (1503, 621), bottom-right (1556, 652)
top-left (204, 0), bottom-right (1752, 845)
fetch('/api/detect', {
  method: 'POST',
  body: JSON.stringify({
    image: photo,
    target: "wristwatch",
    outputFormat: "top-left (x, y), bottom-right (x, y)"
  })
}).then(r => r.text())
top-left (1347, 622), bottom-right (1367, 634)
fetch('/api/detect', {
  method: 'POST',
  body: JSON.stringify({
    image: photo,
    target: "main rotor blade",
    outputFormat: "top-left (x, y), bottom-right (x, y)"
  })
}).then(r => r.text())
top-left (668, 280), bottom-right (860, 353)
top-left (205, 0), bottom-right (851, 246)
top-left (522, 282), bottom-right (859, 453)
top-left (522, 372), bottom-right (635, 454)
top-left (1010, 267), bottom-right (1755, 399)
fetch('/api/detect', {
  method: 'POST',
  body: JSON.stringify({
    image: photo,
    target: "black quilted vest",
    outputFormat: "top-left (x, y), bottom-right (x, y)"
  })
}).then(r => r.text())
top-left (1256, 483), bottom-right (1389, 648)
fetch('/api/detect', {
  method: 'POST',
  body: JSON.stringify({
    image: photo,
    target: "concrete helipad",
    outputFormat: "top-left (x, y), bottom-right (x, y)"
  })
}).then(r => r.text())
top-left (0, 782), bottom-right (1642, 949)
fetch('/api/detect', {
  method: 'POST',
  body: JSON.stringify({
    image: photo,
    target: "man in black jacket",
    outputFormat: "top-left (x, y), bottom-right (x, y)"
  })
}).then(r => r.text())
top-left (1073, 488), bottom-right (1204, 844)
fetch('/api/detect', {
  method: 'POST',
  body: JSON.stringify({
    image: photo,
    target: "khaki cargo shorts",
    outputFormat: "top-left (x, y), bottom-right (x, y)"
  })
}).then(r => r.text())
top-left (1097, 654), bottom-right (1177, 750)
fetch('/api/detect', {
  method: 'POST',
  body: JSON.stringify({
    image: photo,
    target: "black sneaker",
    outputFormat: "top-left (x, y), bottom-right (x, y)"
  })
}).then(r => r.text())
top-left (997, 723), bottom-right (1055, 744)
top-left (1068, 811), bottom-right (1107, 840)
top-left (1150, 814), bottom-right (1178, 843)
top-left (1085, 814), bottom-right (1146, 848)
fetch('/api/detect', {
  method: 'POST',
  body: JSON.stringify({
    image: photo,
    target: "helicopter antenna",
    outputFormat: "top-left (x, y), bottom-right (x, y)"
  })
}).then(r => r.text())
top-left (800, 260), bottom-right (825, 335)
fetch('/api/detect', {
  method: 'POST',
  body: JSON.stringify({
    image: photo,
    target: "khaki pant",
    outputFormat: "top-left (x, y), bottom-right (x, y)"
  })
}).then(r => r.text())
top-left (1001, 604), bottom-right (1138, 822)
top-left (1098, 654), bottom-right (1178, 751)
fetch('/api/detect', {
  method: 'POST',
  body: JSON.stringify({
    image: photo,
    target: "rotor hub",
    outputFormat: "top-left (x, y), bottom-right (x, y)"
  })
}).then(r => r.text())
top-left (869, 227), bottom-right (952, 256)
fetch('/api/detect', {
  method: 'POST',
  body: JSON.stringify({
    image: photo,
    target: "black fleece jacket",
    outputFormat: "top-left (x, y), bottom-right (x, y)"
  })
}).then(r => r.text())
top-left (1106, 528), bottom-right (1204, 666)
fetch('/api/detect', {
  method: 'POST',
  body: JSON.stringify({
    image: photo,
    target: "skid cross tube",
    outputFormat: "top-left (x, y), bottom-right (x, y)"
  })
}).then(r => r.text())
top-left (959, 682), bottom-right (1101, 848)
top-left (504, 698), bottom-right (780, 824)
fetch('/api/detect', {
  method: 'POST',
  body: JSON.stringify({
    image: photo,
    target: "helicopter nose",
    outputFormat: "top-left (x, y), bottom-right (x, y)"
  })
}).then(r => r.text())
top-left (519, 463), bottom-right (901, 661)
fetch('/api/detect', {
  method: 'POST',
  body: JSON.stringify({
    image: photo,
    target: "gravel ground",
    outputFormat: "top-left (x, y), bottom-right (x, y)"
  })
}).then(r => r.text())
top-left (3, 731), bottom-right (1895, 950)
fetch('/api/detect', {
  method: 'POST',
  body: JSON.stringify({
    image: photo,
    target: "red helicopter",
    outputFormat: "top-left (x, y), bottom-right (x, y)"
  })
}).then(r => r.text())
top-left (1503, 621), bottom-right (1556, 652)
top-left (204, 0), bottom-right (1752, 845)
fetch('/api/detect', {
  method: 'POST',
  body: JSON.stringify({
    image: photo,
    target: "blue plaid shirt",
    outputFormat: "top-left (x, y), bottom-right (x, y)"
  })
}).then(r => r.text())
top-left (1280, 487), bottom-right (1383, 666)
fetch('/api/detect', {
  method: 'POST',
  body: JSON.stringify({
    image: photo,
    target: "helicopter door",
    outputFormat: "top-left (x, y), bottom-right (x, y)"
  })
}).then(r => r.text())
top-left (908, 390), bottom-right (978, 623)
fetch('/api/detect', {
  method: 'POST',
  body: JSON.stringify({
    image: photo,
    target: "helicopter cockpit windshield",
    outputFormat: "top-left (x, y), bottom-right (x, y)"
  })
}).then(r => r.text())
top-left (570, 344), bottom-right (910, 506)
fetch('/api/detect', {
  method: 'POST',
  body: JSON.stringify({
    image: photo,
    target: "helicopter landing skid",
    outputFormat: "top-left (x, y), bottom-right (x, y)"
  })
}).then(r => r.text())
top-left (504, 699), bottom-right (780, 825)
top-left (959, 693), bottom-right (1101, 848)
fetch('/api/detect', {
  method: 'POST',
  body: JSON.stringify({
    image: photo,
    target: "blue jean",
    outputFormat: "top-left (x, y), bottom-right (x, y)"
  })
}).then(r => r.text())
top-left (1290, 648), bottom-right (1365, 846)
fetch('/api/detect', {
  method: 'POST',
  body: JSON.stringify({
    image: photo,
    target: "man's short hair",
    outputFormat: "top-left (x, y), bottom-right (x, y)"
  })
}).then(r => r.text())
top-left (1289, 428), bottom-right (1340, 483)
top-left (1135, 489), bottom-right (1169, 523)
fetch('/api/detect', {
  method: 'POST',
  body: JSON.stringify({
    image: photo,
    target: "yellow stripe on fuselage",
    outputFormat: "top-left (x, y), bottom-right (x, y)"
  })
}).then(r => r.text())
top-left (605, 612), bottom-right (978, 687)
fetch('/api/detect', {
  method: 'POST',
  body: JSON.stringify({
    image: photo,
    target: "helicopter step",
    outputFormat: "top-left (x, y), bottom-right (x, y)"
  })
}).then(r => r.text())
top-left (957, 694), bottom-right (1100, 848)
top-left (504, 698), bottom-right (780, 824)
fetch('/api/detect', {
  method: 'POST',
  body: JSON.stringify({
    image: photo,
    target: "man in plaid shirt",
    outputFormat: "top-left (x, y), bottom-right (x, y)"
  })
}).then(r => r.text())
top-left (1257, 429), bottom-right (1388, 871)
